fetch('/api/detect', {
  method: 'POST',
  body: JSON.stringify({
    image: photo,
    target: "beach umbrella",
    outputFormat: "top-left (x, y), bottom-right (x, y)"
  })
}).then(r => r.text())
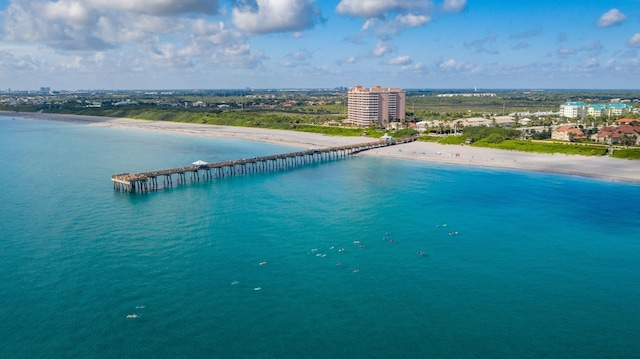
top-left (191, 160), bottom-right (208, 166)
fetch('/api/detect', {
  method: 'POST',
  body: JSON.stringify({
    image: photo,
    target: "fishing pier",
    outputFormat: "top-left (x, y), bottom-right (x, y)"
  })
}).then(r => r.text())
top-left (111, 135), bottom-right (419, 193)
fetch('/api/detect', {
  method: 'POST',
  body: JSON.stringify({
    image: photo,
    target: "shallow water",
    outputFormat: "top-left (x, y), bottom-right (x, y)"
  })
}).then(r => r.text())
top-left (1, 116), bottom-right (639, 358)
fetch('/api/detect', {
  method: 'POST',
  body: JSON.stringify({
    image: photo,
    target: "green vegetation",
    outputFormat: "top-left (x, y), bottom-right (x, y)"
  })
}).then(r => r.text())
top-left (461, 126), bottom-right (521, 143)
top-left (3, 88), bottom-right (637, 158)
top-left (474, 140), bottom-right (609, 156)
top-left (610, 148), bottom-right (640, 160)
top-left (423, 126), bottom-right (613, 156)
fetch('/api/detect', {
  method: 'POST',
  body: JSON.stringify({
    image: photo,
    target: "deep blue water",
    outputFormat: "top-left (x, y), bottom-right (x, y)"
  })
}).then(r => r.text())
top-left (1, 116), bottom-right (639, 358)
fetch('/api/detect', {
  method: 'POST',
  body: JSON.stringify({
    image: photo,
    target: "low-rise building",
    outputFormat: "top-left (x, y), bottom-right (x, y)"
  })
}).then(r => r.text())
top-left (552, 126), bottom-right (586, 141)
top-left (592, 125), bottom-right (640, 145)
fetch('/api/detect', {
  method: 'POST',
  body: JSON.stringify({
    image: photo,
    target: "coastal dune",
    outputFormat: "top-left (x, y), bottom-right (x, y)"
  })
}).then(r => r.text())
top-left (4, 111), bottom-right (639, 183)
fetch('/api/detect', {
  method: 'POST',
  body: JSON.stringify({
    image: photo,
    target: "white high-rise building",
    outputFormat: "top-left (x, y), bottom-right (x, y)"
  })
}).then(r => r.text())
top-left (347, 85), bottom-right (406, 127)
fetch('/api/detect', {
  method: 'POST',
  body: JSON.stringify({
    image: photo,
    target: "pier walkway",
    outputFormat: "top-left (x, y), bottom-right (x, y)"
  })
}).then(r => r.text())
top-left (111, 135), bottom-right (419, 193)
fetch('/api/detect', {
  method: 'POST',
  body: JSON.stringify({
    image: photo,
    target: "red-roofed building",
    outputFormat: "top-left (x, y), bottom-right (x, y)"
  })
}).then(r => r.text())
top-left (551, 126), bottom-right (586, 141)
top-left (615, 118), bottom-right (639, 125)
top-left (592, 125), bottom-right (640, 145)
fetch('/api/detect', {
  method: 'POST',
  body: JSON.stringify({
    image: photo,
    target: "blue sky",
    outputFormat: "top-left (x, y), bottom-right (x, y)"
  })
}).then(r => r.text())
top-left (1, 0), bottom-right (639, 90)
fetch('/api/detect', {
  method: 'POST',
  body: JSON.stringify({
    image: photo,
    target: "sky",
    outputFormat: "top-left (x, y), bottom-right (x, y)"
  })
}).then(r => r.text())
top-left (1, 0), bottom-right (640, 90)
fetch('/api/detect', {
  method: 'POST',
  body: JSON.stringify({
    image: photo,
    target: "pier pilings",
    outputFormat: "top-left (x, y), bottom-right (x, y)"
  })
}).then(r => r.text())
top-left (111, 136), bottom-right (419, 193)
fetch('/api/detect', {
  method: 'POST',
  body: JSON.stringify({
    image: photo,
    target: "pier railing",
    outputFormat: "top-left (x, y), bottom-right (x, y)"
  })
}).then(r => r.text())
top-left (112, 135), bottom-right (419, 193)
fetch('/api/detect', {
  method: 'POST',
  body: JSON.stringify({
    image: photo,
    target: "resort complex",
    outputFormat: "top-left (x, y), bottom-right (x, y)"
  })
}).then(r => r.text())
top-left (560, 101), bottom-right (634, 119)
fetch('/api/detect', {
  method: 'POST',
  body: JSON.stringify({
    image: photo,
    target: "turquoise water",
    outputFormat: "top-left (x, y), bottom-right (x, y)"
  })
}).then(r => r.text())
top-left (1, 116), bottom-right (639, 358)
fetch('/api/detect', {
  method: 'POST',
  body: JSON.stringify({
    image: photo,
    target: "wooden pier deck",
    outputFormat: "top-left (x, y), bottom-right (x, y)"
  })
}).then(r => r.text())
top-left (111, 135), bottom-right (419, 193)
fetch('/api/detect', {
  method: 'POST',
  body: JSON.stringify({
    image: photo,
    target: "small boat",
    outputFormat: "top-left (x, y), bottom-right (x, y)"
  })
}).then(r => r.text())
top-left (135, 305), bottom-right (145, 309)
top-left (254, 287), bottom-right (262, 291)
top-left (259, 261), bottom-right (267, 266)
top-left (126, 314), bottom-right (138, 319)
top-left (231, 281), bottom-right (239, 285)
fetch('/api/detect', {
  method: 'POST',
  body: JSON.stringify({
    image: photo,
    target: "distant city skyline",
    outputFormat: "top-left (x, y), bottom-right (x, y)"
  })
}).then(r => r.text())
top-left (1, 0), bottom-right (640, 90)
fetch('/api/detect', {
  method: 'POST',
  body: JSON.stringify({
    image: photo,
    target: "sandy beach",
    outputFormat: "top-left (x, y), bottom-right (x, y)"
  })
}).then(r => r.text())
top-left (4, 111), bottom-right (640, 183)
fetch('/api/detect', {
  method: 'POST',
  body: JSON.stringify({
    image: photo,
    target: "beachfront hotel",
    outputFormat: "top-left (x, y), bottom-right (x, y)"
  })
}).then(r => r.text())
top-left (347, 85), bottom-right (406, 127)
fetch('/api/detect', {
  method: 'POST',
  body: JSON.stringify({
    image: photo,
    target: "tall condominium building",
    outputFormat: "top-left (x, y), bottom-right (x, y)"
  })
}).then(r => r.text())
top-left (347, 84), bottom-right (406, 127)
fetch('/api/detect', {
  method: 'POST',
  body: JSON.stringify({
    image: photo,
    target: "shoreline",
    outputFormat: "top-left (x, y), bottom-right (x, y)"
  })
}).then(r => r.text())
top-left (3, 111), bottom-right (640, 183)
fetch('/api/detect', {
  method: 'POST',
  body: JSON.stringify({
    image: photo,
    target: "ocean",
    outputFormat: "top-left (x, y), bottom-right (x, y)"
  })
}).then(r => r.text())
top-left (1, 116), bottom-right (639, 358)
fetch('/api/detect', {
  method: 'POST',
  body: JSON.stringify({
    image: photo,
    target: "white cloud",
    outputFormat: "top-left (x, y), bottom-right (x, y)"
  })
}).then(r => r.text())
top-left (231, 0), bottom-right (321, 34)
top-left (0, 0), bottom-right (266, 72)
top-left (2, 0), bottom-right (205, 50)
top-left (597, 8), bottom-right (626, 28)
top-left (90, 0), bottom-right (218, 16)
top-left (557, 47), bottom-right (576, 57)
top-left (336, 0), bottom-right (434, 34)
top-left (442, 0), bottom-right (466, 13)
top-left (338, 56), bottom-right (357, 64)
top-left (583, 58), bottom-right (599, 71)
top-left (628, 33), bottom-right (640, 48)
top-left (0, 50), bottom-right (40, 72)
top-left (436, 58), bottom-right (475, 72)
top-left (396, 14), bottom-right (430, 27)
top-left (389, 55), bottom-right (412, 65)
top-left (279, 49), bottom-right (313, 67)
top-left (400, 62), bottom-right (425, 72)
top-left (372, 39), bottom-right (393, 57)
top-left (336, 0), bottom-right (421, 19)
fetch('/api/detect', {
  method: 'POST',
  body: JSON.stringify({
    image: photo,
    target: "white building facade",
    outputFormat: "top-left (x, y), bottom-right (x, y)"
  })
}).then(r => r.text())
top-left (559, 102), bottom-right (586, 118)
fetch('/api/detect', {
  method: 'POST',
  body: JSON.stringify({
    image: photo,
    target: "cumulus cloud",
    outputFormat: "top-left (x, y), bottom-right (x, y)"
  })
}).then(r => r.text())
top-left (442, 0), bottom-right (466, 13)
top-left (231, 0), bottom-right (322, 34)
top-left (336, 0), bottom-right (434, 34)
top-left (396, 14), bottom-right (430, 27)
top-left (279, 49), bottom-right (313, 67)
top-left (372, 39), bottom-right (394, 57)
top-left (1, 0), bottom-right (269, 70)
top-left (337, 56), bottom-right (357, 64)
top-left (583, 58), bottom-right (599, 71)
top-left (557, 47), bottom-right (576, 57)
top-left (2, 0), bottom-right (216, 50)
top-left (91, 0), bottom-right (218, 16)
top-left (400, 62), bottom-right (425, 72)
top-left (336, 0), bottom-right (423, 19)
top-left (436, 58), bottom-right (475, 72)
top-left (389, 55), bottom-right (412, 65)
top-left (0, 50), bottom-right (40, 72)
top-left (597, 8), bottom-right (626, 28)
top-left (628, 33), bottom-right (640, 48)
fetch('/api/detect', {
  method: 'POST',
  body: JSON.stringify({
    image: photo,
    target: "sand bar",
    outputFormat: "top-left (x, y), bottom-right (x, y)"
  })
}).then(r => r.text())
top-left (3, 111), bottom-right (639, 183)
